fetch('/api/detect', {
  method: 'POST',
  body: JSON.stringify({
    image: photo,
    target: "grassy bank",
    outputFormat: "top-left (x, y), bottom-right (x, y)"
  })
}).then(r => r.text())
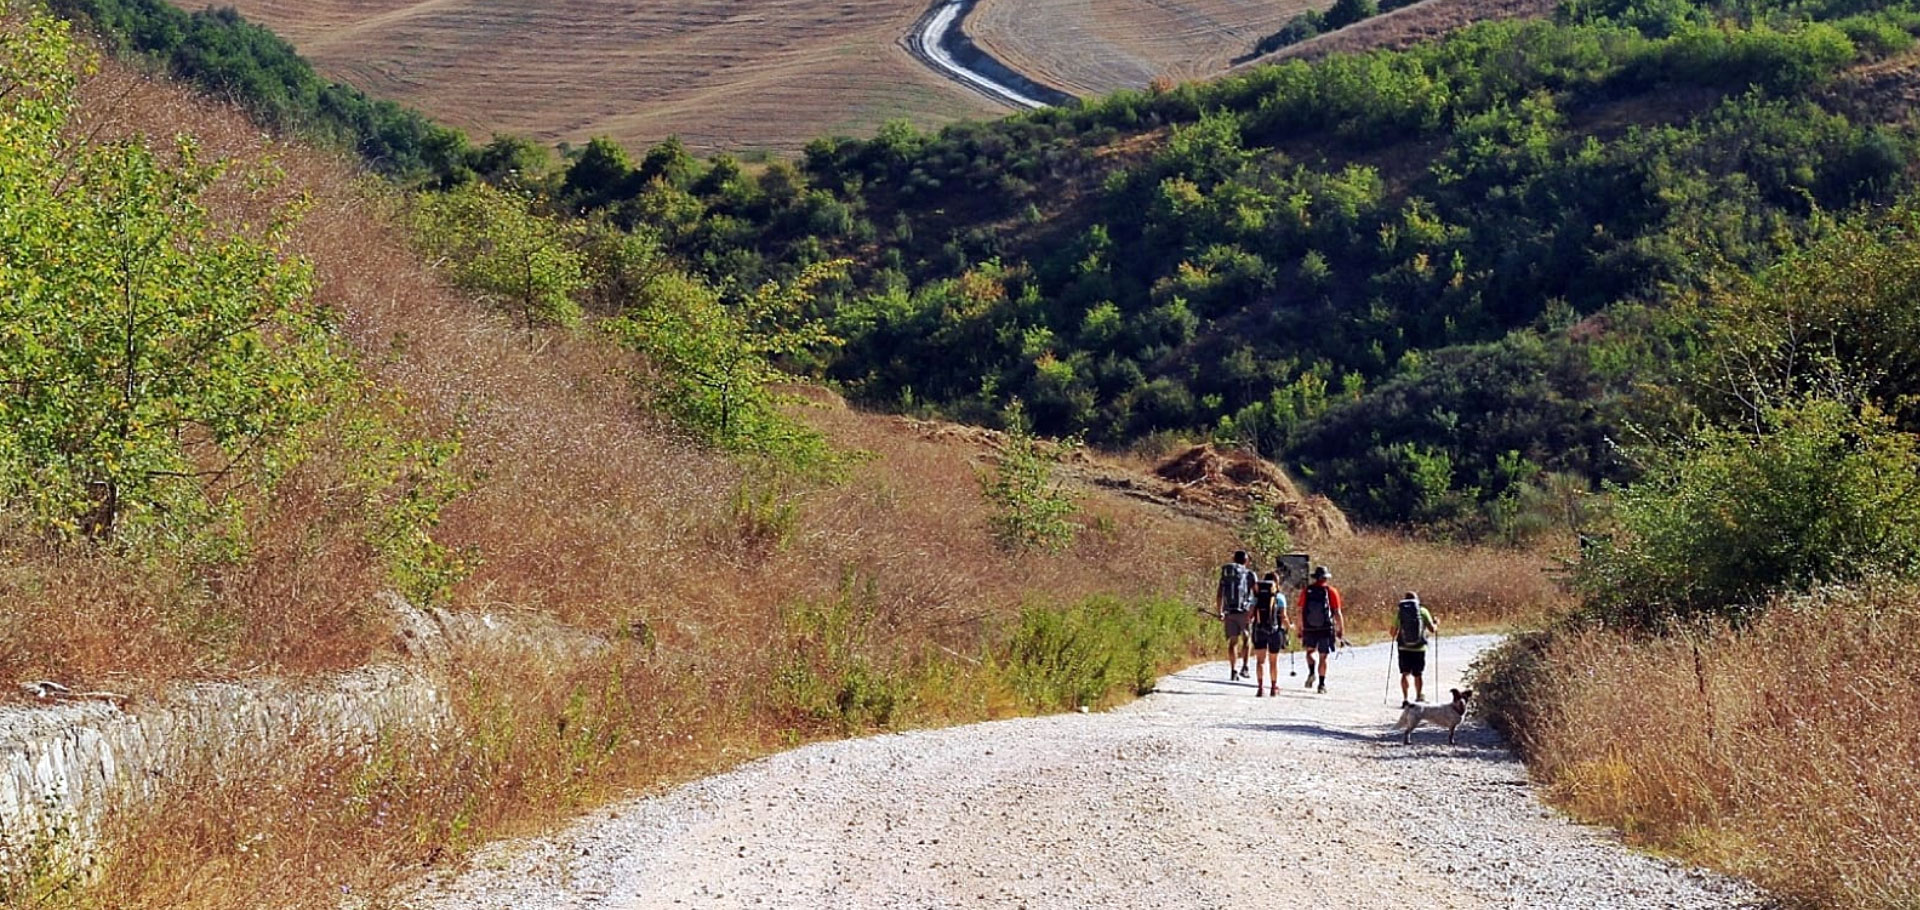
top-left (1475, 586), bottom-right (1920, 910)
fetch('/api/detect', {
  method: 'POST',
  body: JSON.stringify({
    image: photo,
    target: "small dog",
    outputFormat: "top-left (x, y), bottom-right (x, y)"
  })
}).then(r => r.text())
top-left (1395, 688), bottom-right (1472, 744)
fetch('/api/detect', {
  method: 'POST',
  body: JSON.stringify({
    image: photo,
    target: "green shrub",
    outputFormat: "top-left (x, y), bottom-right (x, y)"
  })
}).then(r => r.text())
top-left (980, 402), bottom-right (1081, 552)
top-left (1579, 395), bottom-right (1920, 626)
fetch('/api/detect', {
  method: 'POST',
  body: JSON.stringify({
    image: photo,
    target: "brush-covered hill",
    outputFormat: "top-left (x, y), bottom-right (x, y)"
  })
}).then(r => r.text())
top-left (540, 0), bottom-right (1920, 533)
top-left (1, 5), bottom-right (1568, 905)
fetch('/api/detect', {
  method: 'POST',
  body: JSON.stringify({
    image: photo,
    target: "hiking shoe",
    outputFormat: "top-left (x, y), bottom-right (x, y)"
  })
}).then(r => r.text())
top-left (1317, 682), bottom-right (1327, 694)
top-left (1255, 689), bottom-right (1264, 698)
top-left (1401, 700), bottom-right (1413, 709)
top-left (1230, 669), bottom-right (1239, 681)
top-left (1305, 673), bottom-right (1316, 688)
top-left (1240, 663), bottom-right (1251, 676)
top-left (1269, 685), bottom-right (1279, 696)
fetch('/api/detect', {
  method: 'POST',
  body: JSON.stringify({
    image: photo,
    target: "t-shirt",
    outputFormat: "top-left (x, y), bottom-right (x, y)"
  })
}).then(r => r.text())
top-left (1297, 583), bottom-right (1343, 631)
top-left (1392, 605), bottom-right (1437, 652)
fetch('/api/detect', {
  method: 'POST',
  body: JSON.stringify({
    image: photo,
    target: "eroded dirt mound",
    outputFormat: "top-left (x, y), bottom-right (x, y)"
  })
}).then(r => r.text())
top-left (1152, 444), bottom-right (1350, 541)
top-left (890, 422), bottom-right (1350, 542)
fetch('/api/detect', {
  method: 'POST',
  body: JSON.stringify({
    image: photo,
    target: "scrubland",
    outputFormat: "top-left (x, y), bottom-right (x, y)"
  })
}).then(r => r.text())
top-left (0, 42), bottom-right (1560, 909)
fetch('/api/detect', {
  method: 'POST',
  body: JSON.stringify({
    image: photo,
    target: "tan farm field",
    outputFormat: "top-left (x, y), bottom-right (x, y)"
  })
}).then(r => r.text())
top-left (214, 0), bottom-right (1007, 154)
top-left (967, 0), bottom-right (1323, 96)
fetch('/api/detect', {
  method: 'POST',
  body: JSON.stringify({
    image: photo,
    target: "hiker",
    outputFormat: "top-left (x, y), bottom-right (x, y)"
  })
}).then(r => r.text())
top-left (1216, 550), bottom-right (1255, 681)
top-left (1249, 571), bottom-right (1288, 697)
top-left (1391, 591), bottom-right (1439, 706)
top-left (1294, 564), bottom-right (1344, 694)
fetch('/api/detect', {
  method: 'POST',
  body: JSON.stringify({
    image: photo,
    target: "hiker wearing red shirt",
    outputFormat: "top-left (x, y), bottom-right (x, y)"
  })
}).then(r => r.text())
top-left (1293, 565), bottom-right (1344, 694)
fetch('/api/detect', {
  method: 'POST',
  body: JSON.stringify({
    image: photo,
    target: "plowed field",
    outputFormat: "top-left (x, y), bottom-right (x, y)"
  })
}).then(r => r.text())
top-left (216, 0), bottom-right (1007, 154)
top-left (967, 0), bottom-right (1322, 95)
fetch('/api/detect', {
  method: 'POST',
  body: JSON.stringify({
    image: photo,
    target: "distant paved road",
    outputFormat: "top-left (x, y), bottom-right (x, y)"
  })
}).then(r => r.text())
top-left (403, 636), bottom-right (1768, 909)
top-left (905, 0), bottom-right (1059, 110)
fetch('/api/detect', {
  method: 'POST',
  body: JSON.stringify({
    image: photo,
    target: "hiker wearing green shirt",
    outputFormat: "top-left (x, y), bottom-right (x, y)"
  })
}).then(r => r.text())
top-left (1391, 592), bottom-right (1438, 707)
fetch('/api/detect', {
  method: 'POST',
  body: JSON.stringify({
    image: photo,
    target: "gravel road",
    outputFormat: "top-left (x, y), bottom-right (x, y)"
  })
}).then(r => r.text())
top-left (402, 635), bottom-right (1769, 909)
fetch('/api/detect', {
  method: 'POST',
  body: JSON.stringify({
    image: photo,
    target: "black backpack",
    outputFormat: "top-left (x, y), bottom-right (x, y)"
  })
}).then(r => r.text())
top-left (1396, 600), bottom-right (1428, 648)
top-left (1217, 564), bottom-right (1252, 614)
top-left (1252, 580), bottom-right (1281, 628)
top-left (1301, 583), bottom-right (1334, 632)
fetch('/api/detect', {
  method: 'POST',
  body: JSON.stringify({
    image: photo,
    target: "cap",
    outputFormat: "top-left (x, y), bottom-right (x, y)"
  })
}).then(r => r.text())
top-left (1311, 565), bottom-right (1331, 580)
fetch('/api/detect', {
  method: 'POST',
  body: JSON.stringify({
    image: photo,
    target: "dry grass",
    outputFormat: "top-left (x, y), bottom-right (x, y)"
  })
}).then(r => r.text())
top-left (1231, 0), bottom-right (1557, 68)
top-left (205, 0), bottom-right (1002, 154)
top-left (1318, 533), bottom-right (1566, 637)
top-left (0, 44), bottom-right (1572, 909)
top-left (1476, 586), bottom-right (1920, 910)
top-left (970, 0), bottom-right (1322, 95)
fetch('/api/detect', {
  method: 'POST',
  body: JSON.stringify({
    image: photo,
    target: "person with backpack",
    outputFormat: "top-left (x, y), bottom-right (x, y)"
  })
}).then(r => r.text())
top-left (1215, 550), bottom-right (1255, 681)
top-left (1248, 571), bottom-right (1288, 697)
top-left (1293, 565), bottom-right (1344, 694)
top-left (1391, 591), bottom-right (1439, 707)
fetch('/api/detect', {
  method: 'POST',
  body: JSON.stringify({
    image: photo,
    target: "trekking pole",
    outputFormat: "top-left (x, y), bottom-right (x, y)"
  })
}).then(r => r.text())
top-left (1434, 634), bottom-right (1441, 686)
top-left (1384, 639), bottom-right (1395, 706)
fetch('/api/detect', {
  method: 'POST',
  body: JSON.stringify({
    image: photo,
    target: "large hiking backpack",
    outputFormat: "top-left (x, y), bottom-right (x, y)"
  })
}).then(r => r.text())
top-left (1396, 599), bottom-right (1428, 648)
top-left (1301, 583), bottom-right (1334, 632)
top-left (1252, 580), bottom-right (1281, 628)
top-left (1217, 564), bottom-right (1252, 614)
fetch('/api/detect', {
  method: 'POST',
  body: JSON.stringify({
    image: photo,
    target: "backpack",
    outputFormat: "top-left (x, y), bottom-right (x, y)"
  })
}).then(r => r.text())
top-left (1301, 583), bottom-right (1334, 632)
top-left (1217, 564), bottom-right (1252, 614)
top-left (1396, 600), bottom-right (1427, 648)
top-left (1252, 580), bottom-right (1281, 629)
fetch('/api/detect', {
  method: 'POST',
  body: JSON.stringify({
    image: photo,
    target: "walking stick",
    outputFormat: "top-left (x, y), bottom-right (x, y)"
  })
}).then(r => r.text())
top-left (1384, 640), bottom-right (1396, 706)
top-left (1434, 634), bottom-right (1441, 686)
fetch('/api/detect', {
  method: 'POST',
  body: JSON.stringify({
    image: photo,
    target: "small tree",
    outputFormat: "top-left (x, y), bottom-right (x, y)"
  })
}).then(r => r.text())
top-left (2, 56), bottom-right (345, 539)
top-left (607, 260), bottom-right (848, 472)
top-left (410, 182), bottom-right (586, 331)
top-left (981, 401), bottom-right (1081, 553)
top-left (1239, 483), bottom-right (1293, 566)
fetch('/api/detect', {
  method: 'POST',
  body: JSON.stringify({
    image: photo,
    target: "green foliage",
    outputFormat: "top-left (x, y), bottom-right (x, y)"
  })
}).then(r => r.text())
top-left (979, 402), bottom-right (1080, 552)
top-left (1579, 396), bottom-right (1920, 627)
top-left (1, 5), bottom-right (468, 598)
top-left (409, 182), bottom-right (586, 330)
top-left (1238, 485), bottom-right (1293, 565)
top-left (1000, 596), bottom-right (1200, 708)
top-left (773, 576), bottom-right (904, 731)
top-left (0, 18), bottom-right (344, 542)
top-left (606, 260), bottom-right (848, 474)
top-left (47, 0), bottom-right (470, 181)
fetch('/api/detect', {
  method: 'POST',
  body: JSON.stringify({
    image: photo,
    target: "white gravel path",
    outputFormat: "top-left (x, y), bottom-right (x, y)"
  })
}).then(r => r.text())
top-left (401, 635), bottom-right (1769, 909)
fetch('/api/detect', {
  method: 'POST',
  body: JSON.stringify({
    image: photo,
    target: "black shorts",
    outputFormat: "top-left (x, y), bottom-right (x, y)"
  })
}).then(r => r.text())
top-left (1398, 648), bottom-right (1426, 676)
top-left (1251, 626), bottom-right (1288, 652)
top-left (1302, 630), bottom-right (1337, 654)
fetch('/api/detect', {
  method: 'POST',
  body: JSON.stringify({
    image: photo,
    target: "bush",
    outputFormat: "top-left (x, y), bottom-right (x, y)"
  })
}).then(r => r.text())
top-left (1578, 395), bottom-right (1920, 626)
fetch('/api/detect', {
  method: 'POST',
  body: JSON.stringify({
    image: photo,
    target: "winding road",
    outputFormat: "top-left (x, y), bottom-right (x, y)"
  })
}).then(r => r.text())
top-left (906, 0), bottom-right (1074, 110)
top-left (401, 636), bottom-right (1767, 909)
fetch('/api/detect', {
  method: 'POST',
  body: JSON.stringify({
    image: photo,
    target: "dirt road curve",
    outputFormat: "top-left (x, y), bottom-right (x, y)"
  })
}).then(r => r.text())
top-left (402, 636), bottom-right (1768, 909)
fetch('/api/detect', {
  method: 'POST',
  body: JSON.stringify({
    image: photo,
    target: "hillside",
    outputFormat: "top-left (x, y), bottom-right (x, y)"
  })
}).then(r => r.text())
top-left (538, 0), bottom-right (1920, 533)
top-left (968, 0), bottom-right (1318, 94)
top-left (0, 7), bottom-right (1575, 905)
top-left (151, 0), bottom-right (1003, 154)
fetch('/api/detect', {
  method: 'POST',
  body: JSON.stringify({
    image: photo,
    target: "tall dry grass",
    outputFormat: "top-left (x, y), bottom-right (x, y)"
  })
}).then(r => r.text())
top-left (1476, 586), bottom-right (1920, 910)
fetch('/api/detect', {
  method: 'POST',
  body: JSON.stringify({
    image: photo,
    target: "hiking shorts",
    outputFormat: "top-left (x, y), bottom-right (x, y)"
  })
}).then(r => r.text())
top-left (1252, 626), bottom-right (1287, 652)
top-left (1222, 612), bottom-right (1251, 640)
top-left (1303, 630), bottom-right (1337, 654)
top-left (1397, 648), bottom-right (1426, 676)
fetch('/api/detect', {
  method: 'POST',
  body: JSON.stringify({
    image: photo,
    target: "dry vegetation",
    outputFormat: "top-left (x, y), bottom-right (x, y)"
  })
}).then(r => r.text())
top-left (1231, 0), bottom-right (1557, 68)
top-left (0, 40), bottom-right (1572, 908)
top-left (969, 0), bottom-right (1321, 95)
top-left (1475, 586), bottom-right (1920, 910)
top-left (211, 0), bottom-right (1003, 154)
